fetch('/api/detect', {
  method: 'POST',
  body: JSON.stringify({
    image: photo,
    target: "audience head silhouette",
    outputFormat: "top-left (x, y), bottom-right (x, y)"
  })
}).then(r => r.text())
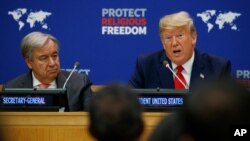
top-left (149, 79), bottom-right (250, 141)
top-left (88, 84), bottom-right (144, 141)
top-left (186, 79), bottom-right (250, 141)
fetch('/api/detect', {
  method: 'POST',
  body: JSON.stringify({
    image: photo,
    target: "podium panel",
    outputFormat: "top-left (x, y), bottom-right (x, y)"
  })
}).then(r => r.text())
top-left (0, 112), bottom-right (168, 141)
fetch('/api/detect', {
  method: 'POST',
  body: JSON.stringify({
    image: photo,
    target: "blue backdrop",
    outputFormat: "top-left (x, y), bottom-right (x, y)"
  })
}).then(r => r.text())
top-left (0, 0), bottom-right (249, 87)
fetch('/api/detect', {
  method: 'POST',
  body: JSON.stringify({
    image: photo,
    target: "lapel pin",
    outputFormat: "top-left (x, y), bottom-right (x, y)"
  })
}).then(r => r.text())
top-left (200, 73), bottom-right (205, 79)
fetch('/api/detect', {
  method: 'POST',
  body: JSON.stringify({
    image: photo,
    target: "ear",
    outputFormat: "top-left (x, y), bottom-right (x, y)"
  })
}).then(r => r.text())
top-left (25, 58), bottom-right (32, 69)
top-left (161, 38), bottom-right (167, 50)
top-left (160, 38), bottom-right (164, 45)
top-left (192, 35), bottom-right (197, 45)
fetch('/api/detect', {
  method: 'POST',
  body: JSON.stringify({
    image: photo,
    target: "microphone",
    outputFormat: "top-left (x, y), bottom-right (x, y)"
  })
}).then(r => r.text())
top-left (162, 60), bottom-right (188, 89)
top-left (63, 61), bottom-right (80, 89)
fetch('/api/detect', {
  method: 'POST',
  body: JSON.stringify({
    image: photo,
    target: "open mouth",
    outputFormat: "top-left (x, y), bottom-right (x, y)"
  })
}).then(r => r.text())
top-left (173, 50), bottom-right (181, 54)
top-left (172, 49), bottom-right (182, 57)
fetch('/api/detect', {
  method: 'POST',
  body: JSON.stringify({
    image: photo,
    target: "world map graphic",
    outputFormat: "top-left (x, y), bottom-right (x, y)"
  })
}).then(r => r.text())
top-left (197, 10), bottom-right (241, 32)
top-left (8, 8), bottom-right (52, 31)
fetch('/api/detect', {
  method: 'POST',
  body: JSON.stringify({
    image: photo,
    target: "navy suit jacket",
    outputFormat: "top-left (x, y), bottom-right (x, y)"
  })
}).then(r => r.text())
top-left (4, 70), bottom-right (92, 111)
top-left (129, 49), bottom-right (231, 90)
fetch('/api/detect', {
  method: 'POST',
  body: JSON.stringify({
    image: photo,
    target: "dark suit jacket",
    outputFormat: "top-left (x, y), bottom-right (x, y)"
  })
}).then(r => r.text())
top-left (4, 70), bottom-right (92, 111)
top-left (129, 49), bottom-right (231, 90)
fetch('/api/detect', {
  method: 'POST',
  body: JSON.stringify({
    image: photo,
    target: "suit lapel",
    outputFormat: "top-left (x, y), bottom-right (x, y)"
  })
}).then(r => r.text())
top-left (190, 50), bottom-right (206, 89)
top-left (57, 71), bottom-right (67, 88)
top-left (157, 51), bottom-right (175, 89)
top-left (21, 71), bottom-right (33, 88)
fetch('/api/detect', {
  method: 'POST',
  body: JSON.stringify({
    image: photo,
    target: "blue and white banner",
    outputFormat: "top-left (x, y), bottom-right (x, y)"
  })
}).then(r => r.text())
top-left (0, 0), bottom-right (249, 87)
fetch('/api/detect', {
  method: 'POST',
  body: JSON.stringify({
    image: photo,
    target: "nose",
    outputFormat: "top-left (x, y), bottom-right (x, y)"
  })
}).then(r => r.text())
top-left (48, 57), bottom-right (56, 66)
top-left (171, 36), bottom-right (178, 47)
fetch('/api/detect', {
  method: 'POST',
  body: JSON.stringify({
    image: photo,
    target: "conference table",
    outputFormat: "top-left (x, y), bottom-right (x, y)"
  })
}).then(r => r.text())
top-left (0, 112), bottom-right (170, 141)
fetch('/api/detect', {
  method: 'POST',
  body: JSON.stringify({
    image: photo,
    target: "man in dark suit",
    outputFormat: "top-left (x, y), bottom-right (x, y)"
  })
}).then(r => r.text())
top-left (129, 11), bottom-right (231, 90)
top-left (4, 31), bottom-right (92, 111)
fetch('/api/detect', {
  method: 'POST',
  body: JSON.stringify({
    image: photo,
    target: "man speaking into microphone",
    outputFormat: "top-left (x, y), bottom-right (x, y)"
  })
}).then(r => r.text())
top-left (4, 31), bottom-right (92, 111)
top-left (129, 11), bottom-right (231, 90)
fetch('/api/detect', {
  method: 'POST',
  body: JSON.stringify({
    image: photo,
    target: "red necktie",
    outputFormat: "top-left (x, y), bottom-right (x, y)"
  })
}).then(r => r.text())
top-left (38, 83), bottom-right (50, 88)
top-left (174, 66), bottom-right (187, 89)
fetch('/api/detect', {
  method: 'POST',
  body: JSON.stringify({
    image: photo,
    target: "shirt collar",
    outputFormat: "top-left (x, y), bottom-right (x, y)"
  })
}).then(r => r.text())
top-left (171, 51), bottom-right (195, 74)
top-left (32, 71), bottom-right (56, 88)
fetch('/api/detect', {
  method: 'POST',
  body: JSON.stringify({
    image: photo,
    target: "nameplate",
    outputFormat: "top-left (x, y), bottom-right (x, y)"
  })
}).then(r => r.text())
top-left (132, 89), bottom-right (189, 111)
top-left (0, 88), bottom-right (67, 111)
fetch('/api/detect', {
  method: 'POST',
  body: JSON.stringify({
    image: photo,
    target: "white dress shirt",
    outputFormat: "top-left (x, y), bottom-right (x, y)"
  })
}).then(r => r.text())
top-left (171, 51), bottom-right (195, 88)
top-left (32, 72), bottom-right (57, 88)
